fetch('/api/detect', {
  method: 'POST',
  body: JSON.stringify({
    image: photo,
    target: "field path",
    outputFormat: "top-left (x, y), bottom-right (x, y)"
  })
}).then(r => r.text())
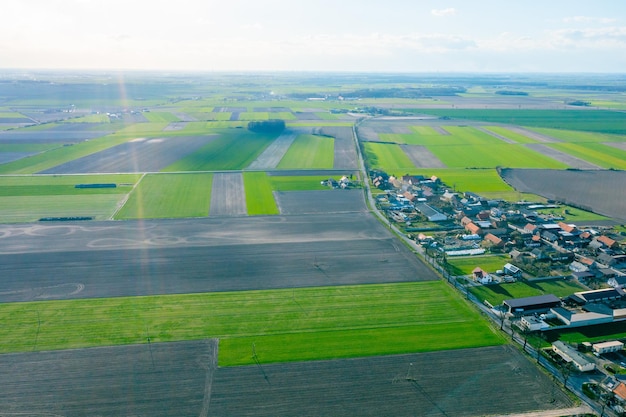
top-left (475, 126), bottom-right (516, 143)
top-left (605, 142), bottom-right (626, 151)
top-left (505, 126), bottom-right (561, 142)
top-left (524, 143), bottom-right (601, 169)
top-left (432, 126), bottom-right (451, 135)
top-left (400, 144), bottom-right (447, 168)
top-left (209, 173), bottom-right (247, 216)
top-left (247, 131), bottom-right (298, 169)
top-left (198, 339), bottom-right (219, 417)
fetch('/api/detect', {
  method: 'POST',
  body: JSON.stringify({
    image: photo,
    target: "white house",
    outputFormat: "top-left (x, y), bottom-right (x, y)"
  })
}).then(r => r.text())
top-left (593, 341), bottom-right (624, 354)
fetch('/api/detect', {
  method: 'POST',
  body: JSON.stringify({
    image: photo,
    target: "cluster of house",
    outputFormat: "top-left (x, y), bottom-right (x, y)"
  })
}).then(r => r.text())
top-left (321, 176), bottom-right (353, 189)
top-left (370, 170), bottom-right (626, 285)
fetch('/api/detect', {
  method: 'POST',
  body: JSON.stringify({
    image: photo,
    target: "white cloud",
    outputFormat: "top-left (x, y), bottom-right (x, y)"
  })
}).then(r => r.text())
top-left (563, 16), bottom-right (618, 24)
top-left (431, 8), bottom-right (457, 17)
top-left (551, 26), bottom-right (626, 47)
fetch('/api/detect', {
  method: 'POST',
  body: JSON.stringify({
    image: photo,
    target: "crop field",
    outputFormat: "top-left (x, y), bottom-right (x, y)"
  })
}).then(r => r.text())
top-left (142, 112), bottom-right (181, 123)
top-left (380, 126), bottom-right (568, 169)
top-left (41, 136), bottom-right (216, 174)
top-left (243, 172), bottom-right (279, 215)
top-left (162, 130), bottom-right (276, 171)
top-left (417, 109), bottom-right (626, 134)
top-left (65, 114), bottom-right (112, 123)
top-left (481, 125), bottom-right (539, 143)
top-left (362, 142), bottom-right (416, 171)
top-left (529, 127), bottom-right (626, 143)
top-left (210, 345), bottom-right (572, 417)
top-left (276, 134), bottom-right (334, 169)
top-left (547, 142), bottom-right (626, 169)
top-left (268, 175), bottom-right (337, 191)
top-left (447, 255), bottom-right (510, 276)
top-left (413, 168), bottom-right (514, 194)
top-left (115, 173), bottom-right (213, 219)
top-left (469, 279), bottom-right (587, 306)
top-left (501, 168), bottom-right (626, 221)
top-left (0, 281), bottom-right (504, 365)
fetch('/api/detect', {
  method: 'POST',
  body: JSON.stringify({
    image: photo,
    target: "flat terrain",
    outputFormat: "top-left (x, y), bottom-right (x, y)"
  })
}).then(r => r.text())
top-left (0, 124), bottom-right (113, 144)
top-left (501, 168), bottom-right (626, 221)
top-left (524, 143), bottom-right (601, 169)
top-left (0, 342), bottom-right (571, 417)
top-left (209, 172), bottom-right (247, 216)
top-left (209, 345), bottom-right (572, 417)
top-left (247, 131), bottom-right (298, 169)
top-left (40, 135), bottom-right (214, 174)
top-left (275, 189), bottom-right (367, 214)
top-left (0, 214), bottom-right (437, 301)
top-left (400, 144), bottom-right (446, 168)
top-left (0, 340), bottom-right (217, 417)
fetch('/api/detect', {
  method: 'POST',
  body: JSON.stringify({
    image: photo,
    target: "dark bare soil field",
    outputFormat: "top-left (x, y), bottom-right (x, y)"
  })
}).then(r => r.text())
top-left (0, 117), bottom-right (33, 123)
top-left (0, 151), bottom-right (38, 164)
top-left (400, 144), bottom-right (446, 168)
top-left (39, 135), bottom-right (215, 174)
top-left (209, 345), bottom-right (572, 417)
top-left (318, 126), bottom-right (359, 169)
top-left (0, 339), bottom-right (217, 417)
top-left (275, 189), bottom-right (367, 215)
top-left (209, 172), bottom-right (246, 216)
top-left (501, 168), bottom-right (626, 221)
top-left (0, 213), bottom-right (437, 301)
top-left (0, 125), bottom-right (113, 144)
top-left (294, 112), bottom-right (322, 120)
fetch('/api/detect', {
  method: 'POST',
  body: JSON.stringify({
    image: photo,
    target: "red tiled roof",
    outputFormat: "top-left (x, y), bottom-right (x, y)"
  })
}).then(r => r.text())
top-left (598, 235), bottom-right (617, 248)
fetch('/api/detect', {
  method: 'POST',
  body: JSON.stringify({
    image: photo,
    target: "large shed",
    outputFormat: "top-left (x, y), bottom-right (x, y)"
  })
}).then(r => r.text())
top-left (503, 294), bottom-right (561, 315)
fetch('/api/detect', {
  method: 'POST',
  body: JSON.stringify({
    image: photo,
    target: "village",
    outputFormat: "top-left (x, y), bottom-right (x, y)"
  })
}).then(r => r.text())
top-left (370, 169), bottom-right (626, 412)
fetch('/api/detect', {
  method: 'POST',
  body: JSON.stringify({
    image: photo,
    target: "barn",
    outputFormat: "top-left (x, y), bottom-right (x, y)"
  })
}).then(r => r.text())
top-left (503, 294), bottom-right (562, 315)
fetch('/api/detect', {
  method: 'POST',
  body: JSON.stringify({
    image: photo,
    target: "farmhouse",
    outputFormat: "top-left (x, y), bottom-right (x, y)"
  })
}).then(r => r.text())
top-left (503, 294), bottom-right (561, 315)
top-left (552, 341), bottom-right (595, 372)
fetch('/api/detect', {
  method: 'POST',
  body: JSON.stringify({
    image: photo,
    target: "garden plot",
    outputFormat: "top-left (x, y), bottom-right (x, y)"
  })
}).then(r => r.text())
top-left (247, 131), bottom-right (298, 169)
top-left (209, 172), bottom-right (247, 216)
top-left (39, 135), bottom-right (215, 174)
top-left (209, 345), bottom-right (572, 417)
top-left (501, 168), bottom-right (626, 221)
top-left (524, 143), bottom-right (600, 169)
top-left (275, 189), bottom-right (366, 215)
top-left (400, 145), bottom-right (446, 168)
top-left (0, 340), bottom-right (217, 417)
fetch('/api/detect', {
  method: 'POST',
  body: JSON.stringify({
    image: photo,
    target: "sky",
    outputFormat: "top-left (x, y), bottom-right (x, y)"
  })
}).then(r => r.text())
top-left (1, 0), bottom-right (626, 73)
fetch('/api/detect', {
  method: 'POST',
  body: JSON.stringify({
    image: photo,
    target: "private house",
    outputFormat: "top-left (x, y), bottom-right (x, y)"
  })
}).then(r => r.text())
top-left (483, 233), bottom-right (504, 248)
top-left (472, 267), bottom-right (492, 284)
top-left (608, 275), bottom-right (626, 288)
top-left (465, 222), bottom-right (482, 236)
top-left (597, 235), bottom-right (617, 249)
top-left (503, 263), bottom-right (522, 278)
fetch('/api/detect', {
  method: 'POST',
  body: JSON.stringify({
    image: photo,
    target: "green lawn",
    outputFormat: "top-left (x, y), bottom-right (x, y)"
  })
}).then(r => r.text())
top-left (469, 279), bottom-right (587, 306)
top-left (115, 173), bottom-right (212, 219)
top-left (162, 130), bottom-right (276, 171)
top-left (243, 172), bottom-right (279, 215)
top-left (0, 281), bottom-right (505, 366)
top-left (277, 134), bottom-right (334, 169)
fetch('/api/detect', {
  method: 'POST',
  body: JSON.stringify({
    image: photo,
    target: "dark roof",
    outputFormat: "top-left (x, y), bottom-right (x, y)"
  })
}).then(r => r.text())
top-left (504, 294), bottom-right (561, 309)
top-left (575, 288), bottom-right (625, 302)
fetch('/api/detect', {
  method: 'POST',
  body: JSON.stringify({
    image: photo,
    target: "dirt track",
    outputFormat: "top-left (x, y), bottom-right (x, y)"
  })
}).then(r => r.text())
top-left (247, 131), bottom-right (298, 169)
top-left (209, 172), bottom-right (247, 216)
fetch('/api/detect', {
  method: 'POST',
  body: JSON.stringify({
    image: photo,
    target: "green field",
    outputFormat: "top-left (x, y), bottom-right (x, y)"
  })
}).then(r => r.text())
top-left (115, 173), bottom-right (212, 219)
top-left (469, 279), bottom-right (587, 306)
top-left (243, 172), bottom-right (279, 215)
top-left (0, 281), bottom-right (505, 365)
top-left (162, 130), bottom-right (276, 171)
top-left (416, 109), bottom-right (626, 134)
top-left (381, 126), bottom-right (568, 169)
top-left (412, 168), bottom-right (515, 193)
top-left (277, 134), bottom-right (334, 169)
top-left (481, 126), bottom-right (539, 144)
top-left (447, 255), bottom-right (510, 276)
top-left (142, 112), bottom-right (181, 123)
top-left (269, 175), bottom-right (340, 191)
top-left (362, 142), bottom-right (415, 171)
top-left (0, 194), bottom-right (126, 222)
top-left (529, 127), bottom-right (626, 143)
top-left (0, 143), bottom-right (62, 153)
top-left (548, 142), bottom-right (626, 169)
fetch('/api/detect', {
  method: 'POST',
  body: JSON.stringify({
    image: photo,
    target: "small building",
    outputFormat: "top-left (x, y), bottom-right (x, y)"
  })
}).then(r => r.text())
top-left (503, 294), bottom-right (561, 315)
top-left (552, 341), bottom-right (595, 372)
top-left (484, 233), bottom-right (504, 248)
top-left (415, 203), bottom-right (447, 222)
top-left (472, 267), bottom-right (492, 284)
top-left (520, 315), bottom-right (550, 331)
top-left (593, 341), bottom-right (624, 354)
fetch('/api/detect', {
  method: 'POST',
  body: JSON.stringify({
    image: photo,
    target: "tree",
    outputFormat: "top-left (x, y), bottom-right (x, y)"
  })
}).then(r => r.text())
top-left (247, 119), bottom-right (285, 134)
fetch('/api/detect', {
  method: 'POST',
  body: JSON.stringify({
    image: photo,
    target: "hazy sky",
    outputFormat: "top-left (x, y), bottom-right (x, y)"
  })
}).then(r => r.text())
top-left (2, 0), bottom-right (626, 72)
